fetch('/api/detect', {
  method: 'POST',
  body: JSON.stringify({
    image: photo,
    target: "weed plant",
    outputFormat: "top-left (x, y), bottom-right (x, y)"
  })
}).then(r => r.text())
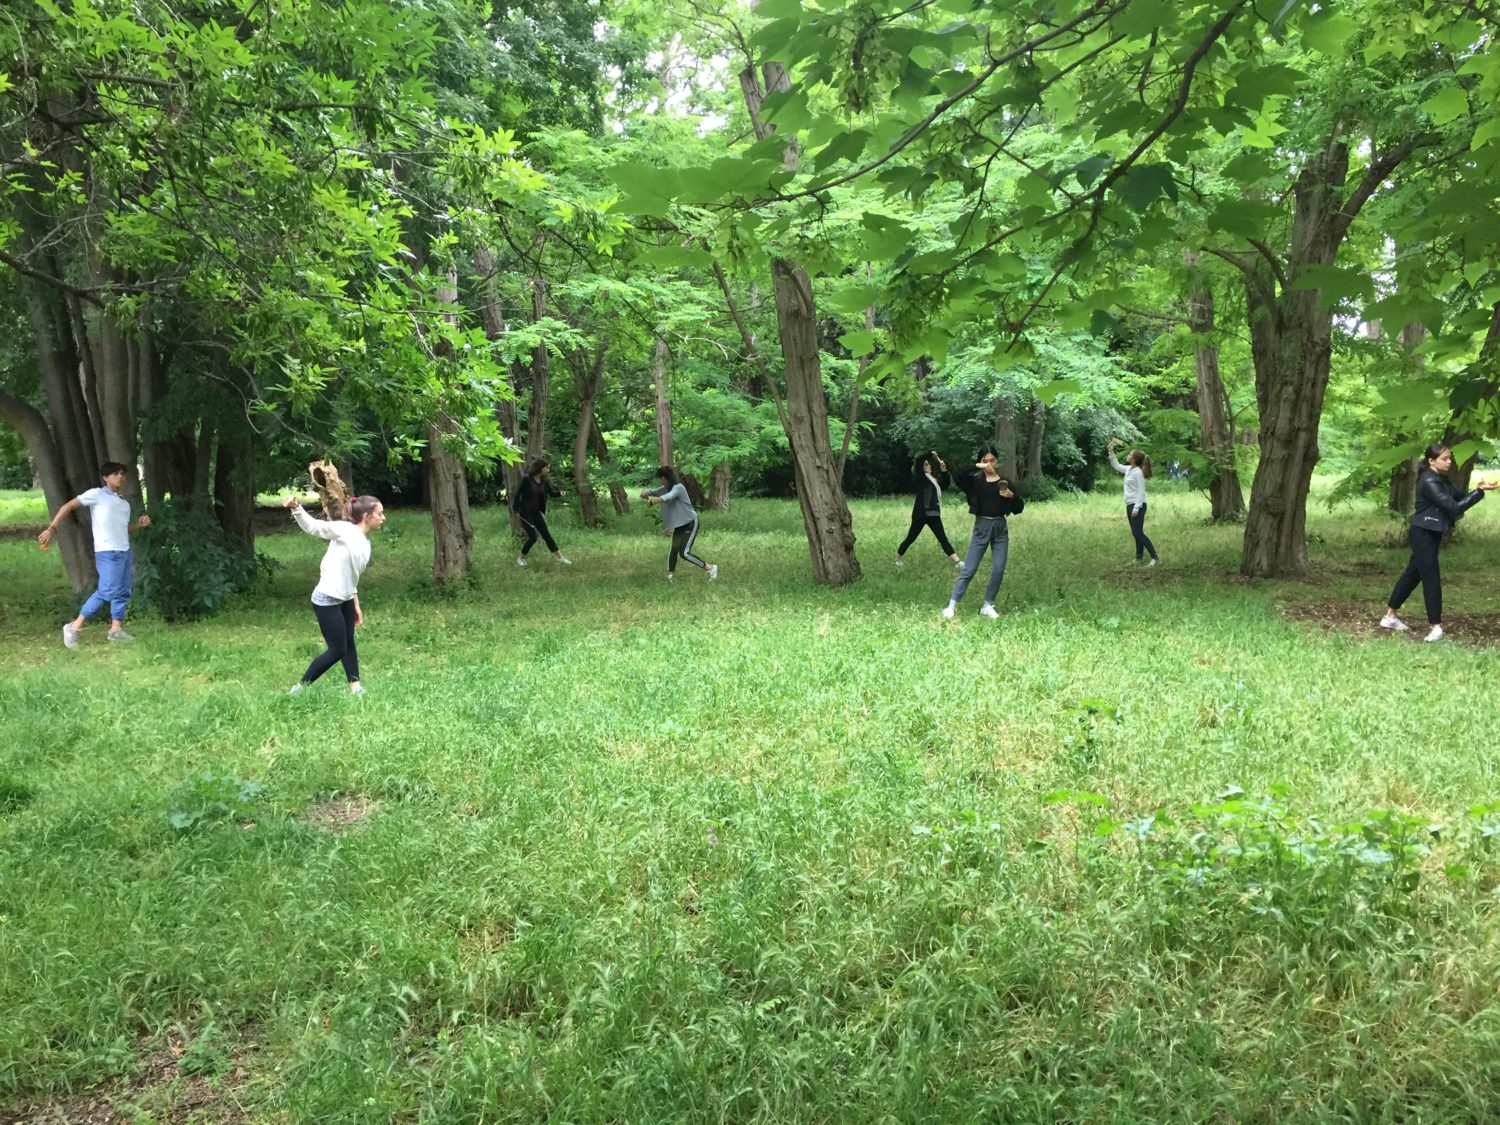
top-left (2, 486), bottom-right (1499, 1121)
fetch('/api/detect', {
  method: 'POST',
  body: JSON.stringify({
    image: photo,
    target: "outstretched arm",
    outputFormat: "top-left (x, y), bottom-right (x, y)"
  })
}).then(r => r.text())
top-left (36, 497), bottom-right (83, 549)
top-left (284, 495), bottom-right (342, 540)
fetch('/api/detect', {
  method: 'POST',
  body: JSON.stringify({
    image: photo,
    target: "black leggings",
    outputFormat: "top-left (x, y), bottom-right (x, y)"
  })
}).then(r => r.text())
top-left (669, 518), bottom-right (707, 572)
top-left (897, 513), bottom-right (956, 557)
top-left (304, 599), bottom-right (359, 684)
top-left (1388, 526), bottom-right (1444, 625)
top-left (519, 512), bottom-right (558, 555)
top-left (1126, 503), bottom-right (1158, 561)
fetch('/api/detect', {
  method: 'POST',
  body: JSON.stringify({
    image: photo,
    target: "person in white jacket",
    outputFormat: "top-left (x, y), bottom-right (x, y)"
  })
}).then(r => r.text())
top-left (283, 493), bottom-right (386, 694)
top-left (1107, 438), bottom-right (1160, 566)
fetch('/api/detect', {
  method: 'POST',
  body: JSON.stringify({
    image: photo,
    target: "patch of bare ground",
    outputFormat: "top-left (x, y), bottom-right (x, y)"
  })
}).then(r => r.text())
top-left (0, 1028), bottom-right (262, 1125)
top-left (299, 796), bottom-right (377, 834)
top-left (1283, 601), bottom-right (1500, 646)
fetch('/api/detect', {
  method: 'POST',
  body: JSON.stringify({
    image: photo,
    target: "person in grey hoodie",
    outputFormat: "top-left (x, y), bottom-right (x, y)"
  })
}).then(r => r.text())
top-left (640, 465), bottom-right (719, 582)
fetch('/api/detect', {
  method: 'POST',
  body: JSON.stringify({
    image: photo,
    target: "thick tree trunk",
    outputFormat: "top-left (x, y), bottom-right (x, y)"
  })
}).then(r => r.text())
top-left (0, 387), bottom-right (95, 591)
top-left (709, 461), bottom-right (731, 510)
top-left (213, 421), bottom-right (256, 557)
top-left (1186, 258), bottom-right (1245, 521)
top-left (570, 339), bottom-right (608, 529)
top-left (1239, 135), bottom-right (1426, 577)
top-left (738, 60), bottom-right (860, 586)
top-left (425, 271), bottom-right (475, 585)
top-left (1023, 397), bottom-right (1045, 482)
top-left (589, 418), bottom-right (631, 515)
top-left (652, 335), bottom-right (673, 466)
top-left (993, 396), bottom-right (1020, 482)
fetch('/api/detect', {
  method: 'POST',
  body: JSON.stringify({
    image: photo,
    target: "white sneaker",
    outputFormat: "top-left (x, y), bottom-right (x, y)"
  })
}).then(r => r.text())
top-left (953, 558), bottom-right (963, 568)
top-left (350, 682), bottom-right (365, 695)
top-left (941, 603), bottom-right (955, 620)
top-left (1147, 557), bottom-right (1159, 567)
top-left (1377, 615), bottom-right (1409, 633)
top-left (707, 564), bottom-right (719, 580)
top-left (894, 557), bottom-right (904, 568)
top-left (516, 556), bottom-right (528, 567)
top-left (289, 682), bottom-right (305, 696)
top-left (1424, 625), bottom-right (1444, 643)
top-left (979, 603), bottom-right (999, 619)
top-left (557, 556), bottom-right (572, 565)
top-left (62, 624), bottom-right (80, 649)
top-left (107, 628), bottom-right (134, 642)
top-left (666, 573), bottom-right (675, 581)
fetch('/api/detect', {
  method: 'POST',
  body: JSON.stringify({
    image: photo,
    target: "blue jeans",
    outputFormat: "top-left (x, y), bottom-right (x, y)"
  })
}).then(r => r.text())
top-left (1126, 503), bottom-right (1158, 561)
top-left (80, 549), bottom-right (133, 622)
top-left (949, 518), bottom-right (1009, 605)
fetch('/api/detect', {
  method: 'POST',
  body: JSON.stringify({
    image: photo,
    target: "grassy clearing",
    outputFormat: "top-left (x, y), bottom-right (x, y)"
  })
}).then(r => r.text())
top-left (2, 485), bottom-right (1500, 1121)
top-left (0, 489), bottom-right (48, 528)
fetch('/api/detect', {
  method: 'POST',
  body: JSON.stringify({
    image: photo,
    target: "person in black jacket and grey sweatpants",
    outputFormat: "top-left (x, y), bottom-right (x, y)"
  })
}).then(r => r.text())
top-left (942, 445), bottom-right (1024, 621)
top-left (1379, 442), bottom-right (1497, 642)
top-left (895, 450), bottom-right (962, 568)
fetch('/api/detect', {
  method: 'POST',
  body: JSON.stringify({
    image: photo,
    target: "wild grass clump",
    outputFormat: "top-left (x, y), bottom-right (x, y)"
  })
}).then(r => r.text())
top-left (1, 488), bottom-right (1499, 1119)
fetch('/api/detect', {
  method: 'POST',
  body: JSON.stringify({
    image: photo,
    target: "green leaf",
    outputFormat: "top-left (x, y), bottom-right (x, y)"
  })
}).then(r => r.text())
top-left (1113, 0), bottom-right (1171, 38)
top-left (1421, 87), bottom-right (1469, 125)
top-left (1116, 163), bottom-right (1178, 209)
top-left (1300, 11), bottom-right (1358, 56)
top-left (1290, 264), bottom-right (1373, 305)
top-left (1035, 378), bottom-right (1082, 405)
top-left (812, 129), bottom-right (869, 174)
top-left (632, 245), bottom-right (711, 270)
top-left (839, 329), bottom-right (875, 357)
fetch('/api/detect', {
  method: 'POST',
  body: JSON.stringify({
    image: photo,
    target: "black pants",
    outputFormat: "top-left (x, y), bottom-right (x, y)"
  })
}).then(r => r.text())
top-left (1388, 526), bottom-right (1443, 624)
top-left (897, 513), bottom-right (956, 557)
top-left (1126, 503), bottom-right (1158, 561)
top-left (669, 517), bottom-right (707, 572)
top-left (304, 599), bottom-right (359, 684)
top-left (519, 512), bottom-right (558, 555)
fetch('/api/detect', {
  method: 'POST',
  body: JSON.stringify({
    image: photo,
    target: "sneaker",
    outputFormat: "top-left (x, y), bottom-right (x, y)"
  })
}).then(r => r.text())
top-left (349, 682), bottom-right (365, 695)
top-left (666, 573), bottom-right (675, 581)
top-left (107, 628), bottom-right (134, 642)
top-left (1148, 557), bottom-right (1159, 567)
top-left (1424, 625), bottom-right (1444, 643)
top-left (289, 682), bottom-right (305, 696)
top-left (894, 557), bottom-right (904, 568)
top-left (941, 603), bottom-right (955, 620)
top-left (557, 556), bottom-right (572, 565)
top-left (979, 603), bottom-right (999, 619)
top-left (516, 556), bottom-right (528, 568)
top-left (1377, 615), bottom-right (1409, 633)
top-left (707, 564), bottom-right (719, 580)
top-left (62, 624), bottom-right (80, 649)
top-left (953, 558), bottom-right (963, 568)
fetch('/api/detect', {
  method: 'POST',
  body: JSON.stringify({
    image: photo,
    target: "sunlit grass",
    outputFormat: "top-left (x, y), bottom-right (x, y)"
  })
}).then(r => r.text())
top-left (2, 484), bottom-right (1499, 1120)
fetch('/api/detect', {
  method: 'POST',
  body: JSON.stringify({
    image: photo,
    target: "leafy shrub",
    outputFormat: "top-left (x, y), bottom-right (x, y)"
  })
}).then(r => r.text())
top-left (167, 771), bottom-right (264, 831)
top-left (134, 500), bottom-right (266, 621)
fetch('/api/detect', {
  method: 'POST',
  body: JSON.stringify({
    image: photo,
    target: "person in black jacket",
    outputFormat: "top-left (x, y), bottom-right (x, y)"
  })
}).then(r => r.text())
top-left (1378, 442), bottom-right (1496, 641)
top-left (513, 457), bottom-right (571, 567)
top-left (942, 445), bottom-right (1025, 620)
top-left (895, 451), bottom-right (962, 568)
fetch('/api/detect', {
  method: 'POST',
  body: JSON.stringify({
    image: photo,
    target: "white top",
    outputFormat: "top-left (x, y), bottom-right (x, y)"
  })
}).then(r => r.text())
top-left (292, 507), bottom-right (371, 602)
top-left (77, 487), bottom-right (133, 552)
top-left (1108, 449), bottom-right (1147, 508)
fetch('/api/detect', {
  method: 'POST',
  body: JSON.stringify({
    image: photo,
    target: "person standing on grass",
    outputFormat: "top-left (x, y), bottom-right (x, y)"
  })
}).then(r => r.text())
top-left (942, 445), bottom-right (1024, 620)
top-left (283, 492), bottom-right (386, 695)
top-left (1107, 437), bottom-right (1160, 567)
top-left (38, 461), bottom-right (151, 647)
top-left (896, 451), bottom-right (962, 569)
top-left (513, 457), bottom-right (571, 568)
top-left (640, 465), bottom-right (718, 582)
top-left (1378, 442), bottom-right (1496, 643)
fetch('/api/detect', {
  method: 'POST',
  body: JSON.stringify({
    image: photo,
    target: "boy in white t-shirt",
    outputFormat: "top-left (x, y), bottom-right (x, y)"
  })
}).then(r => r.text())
top-left (37, 462), bottom-right (152, 647)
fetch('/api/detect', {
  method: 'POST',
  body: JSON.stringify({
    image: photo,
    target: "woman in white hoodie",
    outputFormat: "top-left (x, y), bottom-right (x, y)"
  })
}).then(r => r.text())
top-left (1107, 438), bottom-right (1159, 566)
top-left (283, 493), bottom-right (386, 694)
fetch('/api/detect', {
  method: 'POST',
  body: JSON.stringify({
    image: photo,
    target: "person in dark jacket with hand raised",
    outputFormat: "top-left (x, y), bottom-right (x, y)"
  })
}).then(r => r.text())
top-left (942, 445), bottom-right (1025, 620)
top-left (895, 451), bottom-right (962, 569)
top-left (1378, 442), bottom-right (1497, 642)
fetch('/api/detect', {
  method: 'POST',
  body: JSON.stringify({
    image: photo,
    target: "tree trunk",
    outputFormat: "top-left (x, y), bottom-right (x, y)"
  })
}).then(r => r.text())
top-left (709, 461), bottom-right (731, 510)
top-left (738, 59), bottom-right (860, 586)
top-left (570, 339), bottom-right (608, 529)
top-left (425, 271), bottom-right (475, 585)
top-left (525, 276), bottom-right (551, 465)
top-left (652, 335), bottom-right (673, 466)
top-left (0, 387), bottom-right (95, 591)
top-left (473, 246), bottom-right (525, 534)
top-left (590, 417), bottom-right (631, 515)
top-left (1023, 397), bottom-right (1045, 482)
top-left (213, 421), bottom-right (256, 557)
top-left (1186, 256), bottom-right (1245, 521)
top-left (993, 396), bottom-right (1020, 482)
top-left (1239, 135), bottom-right (1426, 577)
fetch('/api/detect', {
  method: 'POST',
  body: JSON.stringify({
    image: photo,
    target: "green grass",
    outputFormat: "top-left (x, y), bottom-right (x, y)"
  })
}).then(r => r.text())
top-left (3, 485), bottom-right (1500, 1121)
top-left (0, 489), bottom-right (48, 527)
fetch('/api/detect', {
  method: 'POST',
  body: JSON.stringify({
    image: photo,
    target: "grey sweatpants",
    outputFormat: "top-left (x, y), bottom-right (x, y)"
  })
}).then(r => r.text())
top-left (949, 517), bottom-right (1009, 605)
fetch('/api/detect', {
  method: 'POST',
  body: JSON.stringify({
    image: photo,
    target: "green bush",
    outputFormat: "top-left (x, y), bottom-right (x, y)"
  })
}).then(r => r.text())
top-left (134, 500), bottom-right (266, 621)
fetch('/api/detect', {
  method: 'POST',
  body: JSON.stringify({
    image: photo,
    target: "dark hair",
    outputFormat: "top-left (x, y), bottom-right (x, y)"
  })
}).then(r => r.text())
top-left (655, 465), bottom-right (680, 486)
top-left (347, 495), bottom-right (382, 524)
top-left (526, 457), bottom-right (550, 477)
top-left (99, 461), bottom-right (129, 479)
top-left (1423, 442), bottom-right (1450, 466)
top-left (975, 444), bottom-right (999, 464)
top-left (1128, 449), bottom-right (1153, 479)
top-left (911, 451), bottom-right (939, 481)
